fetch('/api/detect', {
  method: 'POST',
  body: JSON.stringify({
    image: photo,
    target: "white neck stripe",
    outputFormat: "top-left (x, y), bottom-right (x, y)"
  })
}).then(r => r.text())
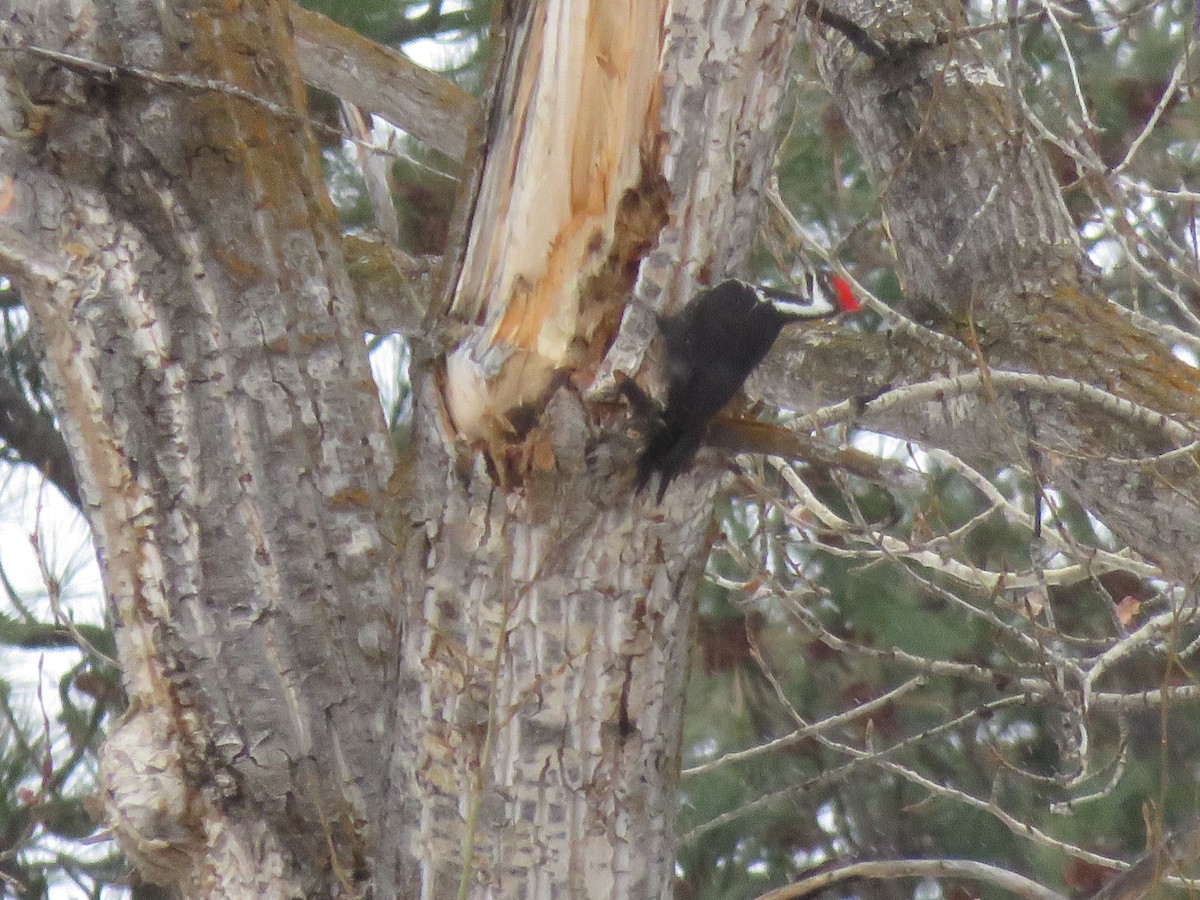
top-left (754, 285), bottom-right (836, 318)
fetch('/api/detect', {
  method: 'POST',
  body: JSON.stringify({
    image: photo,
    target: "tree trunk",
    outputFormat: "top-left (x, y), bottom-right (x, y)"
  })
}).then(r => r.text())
top-left (1, 0), bottom-right (813, 895)
top-left (2, 0), bottom-right (395, 893)
top-left (758, 0), bottom-right (1200, 584)
top-left (383, 2), bottom-right (810, 894)
top-left (7, 0), bottom-right (1193, 896)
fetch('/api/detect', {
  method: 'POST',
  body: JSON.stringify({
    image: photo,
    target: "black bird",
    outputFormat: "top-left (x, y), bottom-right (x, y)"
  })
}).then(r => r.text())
top-left (635, 274), bottom-right (858, 502)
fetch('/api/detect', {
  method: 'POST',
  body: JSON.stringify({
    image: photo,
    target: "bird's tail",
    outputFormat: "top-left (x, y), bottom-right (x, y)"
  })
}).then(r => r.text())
top-left (635, 421), bottom-right (706, 503)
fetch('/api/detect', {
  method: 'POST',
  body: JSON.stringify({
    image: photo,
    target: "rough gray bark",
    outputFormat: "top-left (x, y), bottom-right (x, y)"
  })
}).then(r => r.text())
top-left (1, 1), bottom-right (395, 894)
top-left (13, 0), bottom-right (1188, 896)
top-left (383, 1), bottom-right (812, 896)
top-left (1, 0), bottom-right (821, 896)
top-left (292, 6), bottom-right (479, 160)
top-left (746, 0), bottom-right (1200, 585)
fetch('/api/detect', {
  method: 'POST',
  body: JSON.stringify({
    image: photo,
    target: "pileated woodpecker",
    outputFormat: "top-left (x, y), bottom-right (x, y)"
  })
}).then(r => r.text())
top-left (635, 272), bottom-right (860, 502)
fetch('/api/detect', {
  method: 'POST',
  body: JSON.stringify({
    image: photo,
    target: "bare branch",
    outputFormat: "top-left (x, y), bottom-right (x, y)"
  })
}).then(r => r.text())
top-left (682, 676), bottom-right (928, 778)
top-left (752, 858), bottom-right (1069, 900)
top-left (0, 368), bottom-right (80, 508)
top-left (291, 5), bottom-right (481, 160)
top-left (1088, 816), bottom-right (1200, 900)
top-left (342, 233), bottom-right (437, 334)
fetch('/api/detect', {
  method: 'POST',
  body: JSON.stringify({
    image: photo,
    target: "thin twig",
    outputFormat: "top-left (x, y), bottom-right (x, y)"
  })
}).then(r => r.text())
top-left (683, 676), bottom-right (927, 778)
top-left (752, 857), bottom-right (1068, 900)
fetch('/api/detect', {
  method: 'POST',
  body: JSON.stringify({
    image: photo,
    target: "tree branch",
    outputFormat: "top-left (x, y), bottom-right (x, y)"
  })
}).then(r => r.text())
top-left (291, 4), bottom-right (480, 159)
top-left (1088, 816), bottom-right (1200, 900)
top-left (752, 858), bottom-right (1068, 900)
top-left (0, 367), bottom-right (80, 508)
top-left (342, 232), bottom-right (437, 334)
top-left (801, 1), bottom-right (891, 60)
top-left (705, 416), bottom-right (921, 490)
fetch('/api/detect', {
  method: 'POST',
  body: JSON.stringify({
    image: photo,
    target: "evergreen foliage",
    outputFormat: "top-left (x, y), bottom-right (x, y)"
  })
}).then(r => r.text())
top-left (0, 1), bottom-right (1196, 896)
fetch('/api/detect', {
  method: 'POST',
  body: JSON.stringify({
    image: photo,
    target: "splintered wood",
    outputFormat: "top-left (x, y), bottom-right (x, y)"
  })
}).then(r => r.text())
top-left (444, 2), bottom-right (669, 449)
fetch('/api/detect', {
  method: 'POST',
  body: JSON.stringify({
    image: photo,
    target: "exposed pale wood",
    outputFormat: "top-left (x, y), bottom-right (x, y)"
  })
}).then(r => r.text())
top-left (442, 1), bottom-right (672, 445)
